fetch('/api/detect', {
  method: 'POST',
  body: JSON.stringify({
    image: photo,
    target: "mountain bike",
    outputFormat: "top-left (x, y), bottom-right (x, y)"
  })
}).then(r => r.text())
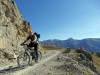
top-left (17, 44), bottom-right (42, 67)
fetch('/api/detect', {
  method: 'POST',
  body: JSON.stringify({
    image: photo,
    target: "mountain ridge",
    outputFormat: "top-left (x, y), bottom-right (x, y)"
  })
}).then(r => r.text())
top-left (40, 38), bottom-right (100, 52)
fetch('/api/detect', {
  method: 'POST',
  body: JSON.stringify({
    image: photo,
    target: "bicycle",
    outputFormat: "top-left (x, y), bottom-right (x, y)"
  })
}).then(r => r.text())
top-left (17, 44), bottom-right (42, 67)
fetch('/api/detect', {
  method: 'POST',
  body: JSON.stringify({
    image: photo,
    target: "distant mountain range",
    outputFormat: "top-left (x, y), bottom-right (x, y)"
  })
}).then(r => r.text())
top-left (40, 38), bottom-right (100, 52)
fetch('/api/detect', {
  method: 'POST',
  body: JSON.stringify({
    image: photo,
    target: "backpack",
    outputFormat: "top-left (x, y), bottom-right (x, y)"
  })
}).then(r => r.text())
top-left (34, 32), bottom-right (40, 39)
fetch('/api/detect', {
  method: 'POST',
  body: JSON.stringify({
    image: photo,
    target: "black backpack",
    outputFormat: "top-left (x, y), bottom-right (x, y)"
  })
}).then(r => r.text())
top-left (34, 32), bottom-right (40, 39)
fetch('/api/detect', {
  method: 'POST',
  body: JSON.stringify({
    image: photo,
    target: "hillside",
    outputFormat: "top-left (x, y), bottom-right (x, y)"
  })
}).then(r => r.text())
top-left (0, 0), bottom-right (33, 62)
top-left (41, 38), bottom-right (100, 52)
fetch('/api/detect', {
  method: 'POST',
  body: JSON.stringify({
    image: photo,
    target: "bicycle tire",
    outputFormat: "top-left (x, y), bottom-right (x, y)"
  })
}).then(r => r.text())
top-left (38, 51), bottom-right (42, 61)
top-left (17, 52), bottom-right (30, 67)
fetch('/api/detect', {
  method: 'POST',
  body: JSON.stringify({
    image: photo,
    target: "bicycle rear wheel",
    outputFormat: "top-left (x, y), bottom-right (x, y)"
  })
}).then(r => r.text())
top-left (17, 52), bottom-right (30, 67)
top-left (38, 51), bottom-right (42, 61)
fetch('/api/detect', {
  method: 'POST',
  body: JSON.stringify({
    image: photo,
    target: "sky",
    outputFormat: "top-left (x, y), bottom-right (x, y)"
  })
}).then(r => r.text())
top-left (15, 0), bottom-right (100, 41)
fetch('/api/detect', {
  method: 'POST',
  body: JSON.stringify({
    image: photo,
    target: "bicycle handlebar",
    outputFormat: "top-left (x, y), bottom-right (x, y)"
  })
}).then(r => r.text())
top-left (21, 43), bottom-right (33, 50)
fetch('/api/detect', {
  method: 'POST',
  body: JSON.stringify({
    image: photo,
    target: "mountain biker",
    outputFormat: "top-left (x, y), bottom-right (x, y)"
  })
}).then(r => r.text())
top-left (21, 31), bottom-right (39, 62)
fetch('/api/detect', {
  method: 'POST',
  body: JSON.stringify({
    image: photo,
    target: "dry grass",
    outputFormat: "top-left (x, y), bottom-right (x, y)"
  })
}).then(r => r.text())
top-left (92, 54), bottom-right (100, 70)
top-left (42, 46), bottom-right (75, 53)
top-left (40, 45), bottom-right (62, 54)
top-left (39, 45), bottom-right (47, 54)
top-left (42, 45), bottom-right (64, 50)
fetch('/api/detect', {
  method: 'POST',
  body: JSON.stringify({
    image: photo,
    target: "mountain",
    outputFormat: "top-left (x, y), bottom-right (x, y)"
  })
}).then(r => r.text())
top-left (40, 38), bottom-right (100, 52)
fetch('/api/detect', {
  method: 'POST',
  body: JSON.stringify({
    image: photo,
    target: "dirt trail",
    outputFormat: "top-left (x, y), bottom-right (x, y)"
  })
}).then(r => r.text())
top-left (0, 50), bottom-right (60, 75)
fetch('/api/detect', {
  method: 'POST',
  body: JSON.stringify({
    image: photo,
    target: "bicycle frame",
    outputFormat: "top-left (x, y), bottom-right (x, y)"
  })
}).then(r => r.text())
top-left (23, 45), bottom-right (34, 56)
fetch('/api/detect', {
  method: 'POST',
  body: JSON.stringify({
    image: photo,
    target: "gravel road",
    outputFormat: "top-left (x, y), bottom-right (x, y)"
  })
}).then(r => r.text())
top-left (0, 50), bottom-right (61, 75)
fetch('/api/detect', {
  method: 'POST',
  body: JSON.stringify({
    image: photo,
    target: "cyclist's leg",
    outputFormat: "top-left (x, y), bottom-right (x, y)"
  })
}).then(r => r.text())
top-left (27, 42), bottom-right (34, 59)
top-left (34, 43), bottom-right (39, 62)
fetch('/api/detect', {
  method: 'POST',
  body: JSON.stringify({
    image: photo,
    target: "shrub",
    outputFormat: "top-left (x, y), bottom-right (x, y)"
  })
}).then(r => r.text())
top-left (63, 48), bottom-right (71, 53)
top-left (91, 52), bottom-right (94, 55)
top-left (96, 52), bottom-right (100, 57)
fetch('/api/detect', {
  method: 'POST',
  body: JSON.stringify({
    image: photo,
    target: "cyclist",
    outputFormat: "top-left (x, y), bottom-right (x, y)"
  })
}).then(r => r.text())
top-left (21, 31), bottom-right (39, 62)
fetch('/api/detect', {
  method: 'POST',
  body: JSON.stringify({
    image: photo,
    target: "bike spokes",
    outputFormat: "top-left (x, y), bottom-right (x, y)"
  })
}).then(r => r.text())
top-left (17, 53), bottom-right (30, 67)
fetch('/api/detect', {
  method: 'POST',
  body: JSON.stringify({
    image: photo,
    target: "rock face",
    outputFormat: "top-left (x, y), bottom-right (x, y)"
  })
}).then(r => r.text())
top-left (0, 0), bottom-right (32, 57)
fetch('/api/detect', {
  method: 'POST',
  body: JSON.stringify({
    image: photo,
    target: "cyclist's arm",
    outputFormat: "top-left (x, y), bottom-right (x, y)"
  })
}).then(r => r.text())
top-left (22, 39), bottom-right (28, 44)
top-left (33, 34), bottom-right (37, 43)
top-left (22, 36), bottom-right (30, 44)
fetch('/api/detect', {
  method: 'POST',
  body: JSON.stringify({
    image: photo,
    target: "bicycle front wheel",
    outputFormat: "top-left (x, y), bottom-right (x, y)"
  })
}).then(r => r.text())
top-left (17, 52), bottom-right (30, 67)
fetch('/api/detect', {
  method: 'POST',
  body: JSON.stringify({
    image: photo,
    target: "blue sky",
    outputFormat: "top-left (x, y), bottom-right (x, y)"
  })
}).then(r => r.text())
top-left (15, 0), bottom-right (100, 41)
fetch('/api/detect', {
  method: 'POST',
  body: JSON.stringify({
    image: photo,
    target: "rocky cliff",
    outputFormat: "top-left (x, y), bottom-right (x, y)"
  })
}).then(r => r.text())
top-left (0, 0), bottom-right (32, 57)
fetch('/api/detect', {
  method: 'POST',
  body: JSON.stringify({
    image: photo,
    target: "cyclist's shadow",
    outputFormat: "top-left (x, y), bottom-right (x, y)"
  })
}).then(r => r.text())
top-left (0, 65), bottom-right (27, 74)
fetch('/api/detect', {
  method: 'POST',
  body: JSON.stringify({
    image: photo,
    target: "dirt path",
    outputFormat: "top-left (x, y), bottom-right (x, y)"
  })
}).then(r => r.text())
top-left (0, 50), bottom-right (61, 75)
